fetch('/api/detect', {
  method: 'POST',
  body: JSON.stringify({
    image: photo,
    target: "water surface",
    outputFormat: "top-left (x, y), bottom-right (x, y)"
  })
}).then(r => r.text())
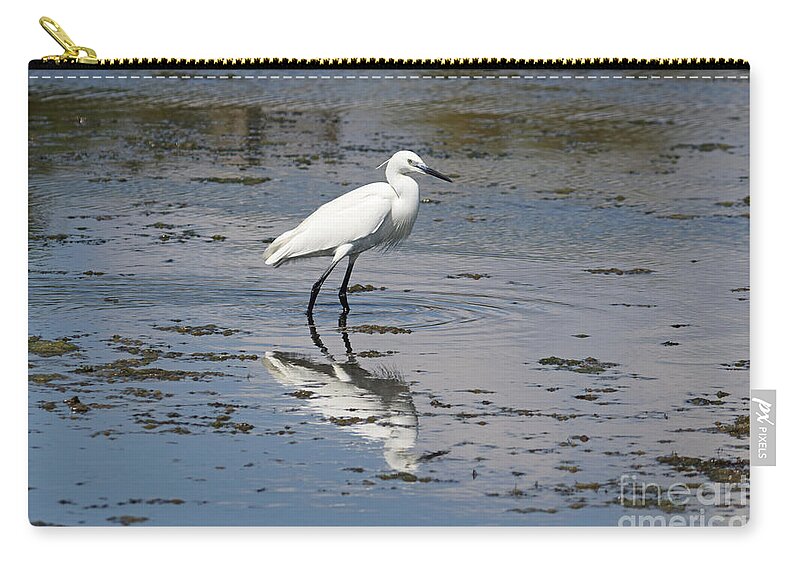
top-left (29, 70), bottom-right (749, 525)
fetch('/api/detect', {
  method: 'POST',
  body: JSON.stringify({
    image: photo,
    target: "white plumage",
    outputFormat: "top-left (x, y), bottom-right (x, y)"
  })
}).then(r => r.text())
top-left (263, 150), bottom-right (452, 317)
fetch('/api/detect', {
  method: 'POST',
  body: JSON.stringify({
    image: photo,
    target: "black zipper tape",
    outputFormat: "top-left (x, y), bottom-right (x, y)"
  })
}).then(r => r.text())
top-left (28, 57), bottom-right (749, 70)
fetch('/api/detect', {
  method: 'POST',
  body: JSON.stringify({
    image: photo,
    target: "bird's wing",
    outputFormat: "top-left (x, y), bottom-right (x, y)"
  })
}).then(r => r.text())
top-left (300, 183), bottom-right (395, 246)
top-left (265, 183), bottom-right (394, 264)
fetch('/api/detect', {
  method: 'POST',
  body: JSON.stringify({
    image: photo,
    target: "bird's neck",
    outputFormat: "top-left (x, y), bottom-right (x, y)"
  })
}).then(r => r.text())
top-left (387, 171), bottom-right (419, 203)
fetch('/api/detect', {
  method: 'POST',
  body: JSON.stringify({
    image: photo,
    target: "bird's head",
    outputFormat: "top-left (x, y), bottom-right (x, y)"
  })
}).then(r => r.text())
top-left (379, 150), bottom-right (453, 183)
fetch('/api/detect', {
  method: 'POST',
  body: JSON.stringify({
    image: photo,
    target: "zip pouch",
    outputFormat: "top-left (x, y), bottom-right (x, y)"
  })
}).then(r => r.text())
top-left (28, 17), bottom-right (750, 527)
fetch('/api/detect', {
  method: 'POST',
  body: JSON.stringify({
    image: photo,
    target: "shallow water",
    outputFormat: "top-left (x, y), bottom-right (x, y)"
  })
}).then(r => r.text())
top-left (28, 70), bottom-right (749, 525)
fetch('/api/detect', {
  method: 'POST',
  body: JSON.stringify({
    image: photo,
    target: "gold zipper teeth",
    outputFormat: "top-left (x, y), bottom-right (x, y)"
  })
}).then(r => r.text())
top-left (37, 57), bottom-right (749, 69)
top-left (36, 19), bottom-right (748, 69)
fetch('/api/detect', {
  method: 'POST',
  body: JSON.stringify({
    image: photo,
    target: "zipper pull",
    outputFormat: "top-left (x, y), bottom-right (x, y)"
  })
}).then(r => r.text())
top-left (39, 16), bottom-right (98, 64)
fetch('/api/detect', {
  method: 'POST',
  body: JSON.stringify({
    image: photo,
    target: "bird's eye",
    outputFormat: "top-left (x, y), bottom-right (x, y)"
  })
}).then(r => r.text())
top-left (407, 159), bottom-right (413, 165)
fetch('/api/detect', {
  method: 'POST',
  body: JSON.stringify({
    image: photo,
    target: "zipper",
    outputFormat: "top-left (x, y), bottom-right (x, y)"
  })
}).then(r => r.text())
top-left (38, 16), bottom-right (98, 65)
top-left (31, 16), bottom-right (749, 70)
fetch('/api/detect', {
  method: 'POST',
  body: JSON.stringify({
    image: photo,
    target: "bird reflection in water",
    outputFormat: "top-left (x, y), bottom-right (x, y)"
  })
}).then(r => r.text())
top-left (262, 314), bottom-right (419, 472)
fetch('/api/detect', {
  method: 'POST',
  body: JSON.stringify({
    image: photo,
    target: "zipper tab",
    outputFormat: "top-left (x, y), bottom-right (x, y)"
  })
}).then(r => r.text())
top-left (30, 16), bottom-right (748, 70)
top-left (39, 16), bottom-right (98, 65)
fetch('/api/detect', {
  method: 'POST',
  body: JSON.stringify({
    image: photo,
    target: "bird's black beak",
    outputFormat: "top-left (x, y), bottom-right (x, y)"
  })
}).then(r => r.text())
top-left (418, 164), bottom-right (453, 183)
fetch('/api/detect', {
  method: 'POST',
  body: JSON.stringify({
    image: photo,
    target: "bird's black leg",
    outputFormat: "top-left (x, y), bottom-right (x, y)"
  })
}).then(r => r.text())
top-left (338, 255), bottom-right (359, 314)
top-left (306, 316), bottom-right (331, 358)
top-left (307, 260), bottom-right (339, 318)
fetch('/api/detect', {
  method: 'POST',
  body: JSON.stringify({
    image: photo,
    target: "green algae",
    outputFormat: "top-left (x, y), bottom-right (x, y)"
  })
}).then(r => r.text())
top-left (290, 390), bottom-right (314, 399)
top-left (574, 393), bottom-right (599, 402)
top-left (355, 350), bottom-right (397, 358)
top-left (552, 187), bottom-right (577, 195)
top-left (91, 429), bottom-right (118, 438)
top-left (447, 273), bottom-right (490, 280)
top-left (190, 352), bottom-right (258, 361)
top-left (29, 233), bottom-right (69, 243)
top-left (155, 323), bottom-right (238, 336)
top-left (329, 416), bottom-right (378, 426)
top-left (464, 214), bottom-right (486, 222)
top-left (108, 335), bottom-right (143, 347)
top-left (687, 397), bottom-right (725, 406)
top-left (195, 176), bottom-right (270, 186)
top-left (721, 359), bottom-right (749, 370)
top-left (64, 396), bottom-right (89, 414)
top-left (73, 360), bottom-right (222, 382)
top-left (29, 373), bottom-right (66, 384)
top-left (657, 453), bottom-right (748, 483)
top-left (107, 516), bottom-right (148, 526)
top-left (347, 283), bottom-right (386, 293)
top-left (538, 356), bottom-right (618, 374)
top-left (660, 213), bottom-right (698, 220)
top-left (508, 507), bottom-right (558, 514)
top-left (107, 337), bottom-right (169, 364)
top-left (377, 472), bottom-right (431, 483)
top-left (28, 336), bottom-right (79, 357)
top-left (147, 221), bottom-right (175, 230)
top-left (620, 497), bottom-right (685, 514)
top-left (585, 268), bottom-right (653, 275)
top-left (348, 325), bottom-right (411, 335)
top-left (122, 388), bottom-right (167, 400)
top-left (716, 415), bottom-right (749, 438)
top-left (142, 498), bottom-right (185, 505)
top-left (672, 142), bottom-right (735, 153)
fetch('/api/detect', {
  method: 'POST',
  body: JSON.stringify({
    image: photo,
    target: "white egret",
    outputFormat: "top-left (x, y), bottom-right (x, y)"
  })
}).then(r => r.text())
top-left (263, 150), bottom-right (452, 316)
